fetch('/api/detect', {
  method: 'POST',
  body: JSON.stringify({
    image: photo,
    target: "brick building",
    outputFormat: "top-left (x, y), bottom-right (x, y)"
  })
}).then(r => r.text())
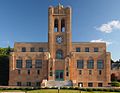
top-left (9, 4), bottom-right (111, 87)
top-left (111, 62), bottom-right (120, 81)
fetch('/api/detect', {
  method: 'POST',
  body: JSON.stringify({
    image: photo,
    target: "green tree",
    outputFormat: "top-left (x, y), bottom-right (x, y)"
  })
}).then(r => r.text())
top-left (0, 46), bottom-right (11, 56)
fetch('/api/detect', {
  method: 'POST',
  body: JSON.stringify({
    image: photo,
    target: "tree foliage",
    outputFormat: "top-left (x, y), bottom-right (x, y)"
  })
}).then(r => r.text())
top-left (0, 46), bottom-right (10, 85)
top-left (0, 46), bottom-right (11, 56)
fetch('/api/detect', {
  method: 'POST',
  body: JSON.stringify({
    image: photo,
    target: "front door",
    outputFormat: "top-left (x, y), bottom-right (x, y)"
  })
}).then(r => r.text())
top-left (55, 70), bottom-right (64, 81)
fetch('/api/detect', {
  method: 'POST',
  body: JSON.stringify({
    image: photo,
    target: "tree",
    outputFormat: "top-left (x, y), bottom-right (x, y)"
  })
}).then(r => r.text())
top-left (0, 46), bottom-right (11, 56)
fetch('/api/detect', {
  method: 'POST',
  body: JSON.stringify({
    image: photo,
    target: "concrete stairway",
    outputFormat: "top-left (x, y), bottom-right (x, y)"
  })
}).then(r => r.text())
top-left (45, 80), bottom-right (73, 87)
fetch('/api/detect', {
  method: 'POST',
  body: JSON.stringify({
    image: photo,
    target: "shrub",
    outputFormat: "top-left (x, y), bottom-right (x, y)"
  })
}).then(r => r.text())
top-left (111, 81), bottom-right (120, 87)
top-left (86, 88), bottom-right (93, 92)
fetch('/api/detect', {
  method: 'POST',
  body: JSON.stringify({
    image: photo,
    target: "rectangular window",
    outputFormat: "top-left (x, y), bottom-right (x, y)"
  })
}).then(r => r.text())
top-left (87, 60), bottom-right (94, 69)
top-left (37, 70), bottom-right (40, 75)
top-left (85, 47), bottom-right (89, 52)
top-left (17, 82), bottom-right (21, 86)
top-left (26, 82), bottom-right (31, 86)
top-left (28, 70), bottom-right (30, 75)
top-left (35, 60), bottom-right (42, 68)
top-left (66, 72), bottom-right (69, 76)
top-left (89, 70), bottom-right (92, 75)
top-left (88, 83), bottom-right (93, 87)
top-left (50, 67), bottom-right (52, 70)
top-left (26, 60), bottom-right (32, 68)
top-left (94, 48), bottom-right (99, 52)
top-left (30, 47), bottom-right (35, 52)
top-left (18, 70), bottom-right (21, 75)
top-left (79, 70), bottom-right (82, 75)
top-left (98, 83), bottom-right (103, 87)
top-left (50, 72), bottom-right (53, 76)
top-left (97, 60), bottom-right (104, 69)
top-left (76, 48), bottom-right (80, 52)
top-left (77, 60), bottom-right (84, 69)
top-left (99, 70), bottom-right (102, 75)
top-left (39, 48), bottom-right (43, 52)
top-left (22, 47), bottom-right (26, 52)
top-left (16, 60), bottom-right (22, 68)
top-left (36, 82), bottom-right (40, 86)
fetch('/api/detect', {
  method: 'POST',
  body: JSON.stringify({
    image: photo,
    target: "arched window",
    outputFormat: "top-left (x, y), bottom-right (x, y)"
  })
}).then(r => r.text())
top-left (61, 19), bottom-right (65, 32)
top-left (54, 19), bottom-right (58, 32)
top-left (56, 49), bottom-right (63, 59)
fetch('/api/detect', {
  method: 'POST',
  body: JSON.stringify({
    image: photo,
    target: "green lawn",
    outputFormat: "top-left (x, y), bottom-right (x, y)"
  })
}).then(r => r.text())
top-left (27, 89), bottom-right (120, 93)
top-left (0, 89), bottom-right (119, 93)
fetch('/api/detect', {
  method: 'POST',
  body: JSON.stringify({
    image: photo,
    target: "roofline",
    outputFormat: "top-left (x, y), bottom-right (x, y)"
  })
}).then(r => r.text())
top-left (72, 42), bottom-right (106, 44)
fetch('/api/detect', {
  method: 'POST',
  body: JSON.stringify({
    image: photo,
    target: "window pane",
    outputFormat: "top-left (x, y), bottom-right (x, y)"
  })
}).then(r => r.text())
top-left (26, 82), bottom-right (31, 86)
top-left (56, 50), bottom-right (63, 59)
top-left (16, 60), bottom-right (22, 68)
top-left (50, 72), bottom-right (53, 76)
top-left (77, 60), bottom-right (84, 69)
top-left (54, 19), bottom-right (58, 32)
top-left (30, 47), bottom-right (35, 52)
top-left (39, 48), bottom-right (43, 52)
top-left (98, 70), bottom-right (102, 75)
top-left (89, 70), bottom-right (92, 75)
top-left (94, 48), bottom-right (99, 52)
top-left (98, 83), bottom-right (103, 87)
top-left (97, 60), bottom-right (104, 69)
top-left (36, 82), bottom-right (40, 86)
top-left (26, 60), bottom-right (32, 68)
top-left (79, 70), bottom-right (82, 75)
top-left (87, 60), bottom-right (94, 69)
top-left (22, 47), bottom-right (26, 52)
top-left (85, 48), bottom-right (89, 52)
top-left (35, 60), bottom-right (42, 68)
top-left (60, 72), bottom-right (63, 79)
top-left (61, 19), bottom-right (65, 32)
top-left (66, 72), bottom-right (69, 76)
top-left (18, 70), bottom-right (21, 74)
top-left (28, 70), bottom-right (30, 75)
top-left (88, 83), bottom-right (93, 87)
top-left (76, 48), bottom-right (80, 52)
top-left (37, 70), bottom-right (40, 75)
top-left (17, 82), bottom-right (21, 86)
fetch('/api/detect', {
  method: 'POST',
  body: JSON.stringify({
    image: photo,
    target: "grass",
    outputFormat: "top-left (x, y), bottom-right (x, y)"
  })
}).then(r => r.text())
top-left (27, 89), bottom-right (120, 93)
top-left (0, 89), bottom-right (119, 93)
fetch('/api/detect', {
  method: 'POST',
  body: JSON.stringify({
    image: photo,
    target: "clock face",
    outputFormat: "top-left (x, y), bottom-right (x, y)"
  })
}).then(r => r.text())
top-left (56, 36), bottom-right (63, 44)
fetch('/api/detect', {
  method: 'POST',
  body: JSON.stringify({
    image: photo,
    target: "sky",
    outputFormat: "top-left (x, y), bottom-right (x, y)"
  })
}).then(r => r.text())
top-left (0, 0), bottom-right (120, 61)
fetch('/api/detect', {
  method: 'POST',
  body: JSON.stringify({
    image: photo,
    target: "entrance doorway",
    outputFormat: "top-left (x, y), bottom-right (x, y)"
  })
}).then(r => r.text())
top-left (55, 70), bottom-right (64, 81)
top-left (78, 82), bottom-right (83, 87)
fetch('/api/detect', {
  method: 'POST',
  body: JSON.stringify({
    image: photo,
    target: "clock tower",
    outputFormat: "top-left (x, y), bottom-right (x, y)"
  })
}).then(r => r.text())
top-left (48, 4), bottom-right (72, 81)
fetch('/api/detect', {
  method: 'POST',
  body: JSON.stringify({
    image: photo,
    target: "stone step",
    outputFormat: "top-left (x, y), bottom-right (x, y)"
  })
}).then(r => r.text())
top-left (46, 80), bottom-right (73, 87)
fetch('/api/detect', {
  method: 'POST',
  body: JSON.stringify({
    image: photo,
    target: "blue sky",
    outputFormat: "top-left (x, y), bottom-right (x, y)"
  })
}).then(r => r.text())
top-left (0, 0), bottom-right (120, 61)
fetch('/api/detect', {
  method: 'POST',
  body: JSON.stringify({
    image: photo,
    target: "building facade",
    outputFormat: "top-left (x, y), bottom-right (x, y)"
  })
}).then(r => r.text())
top-left (111, 62), bottom-right (120, 81)
top-left (9, 4), bottom-right (111, 87)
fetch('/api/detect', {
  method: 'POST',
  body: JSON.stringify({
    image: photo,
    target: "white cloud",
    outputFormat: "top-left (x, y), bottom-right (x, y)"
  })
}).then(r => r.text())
top-left (90, 39), bottom-right (112, 46)
top-left (96, 20), bottom-right (120, 33)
